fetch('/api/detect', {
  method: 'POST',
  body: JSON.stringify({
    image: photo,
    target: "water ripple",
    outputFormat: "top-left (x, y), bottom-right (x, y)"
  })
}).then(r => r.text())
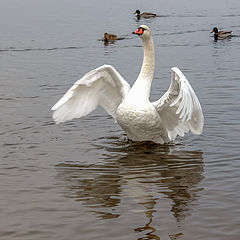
top-left (0, 46), bottom-right (84, 53)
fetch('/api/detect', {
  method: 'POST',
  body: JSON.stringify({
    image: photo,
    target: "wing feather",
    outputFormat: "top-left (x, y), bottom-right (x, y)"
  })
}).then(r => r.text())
top-left (51, 65), bottom-right (130, 124)
top-left (153, 67), bottom-right (204, 141)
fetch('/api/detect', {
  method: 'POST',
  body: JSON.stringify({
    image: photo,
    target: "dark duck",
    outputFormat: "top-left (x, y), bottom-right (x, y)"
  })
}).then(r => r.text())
top-left (211, 27), bottom-right (232, 40)
top-left (133, 10), bottom-right (156, 20)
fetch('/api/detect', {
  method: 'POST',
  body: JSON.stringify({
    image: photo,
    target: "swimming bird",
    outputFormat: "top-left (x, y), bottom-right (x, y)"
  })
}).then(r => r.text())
top-left (51, 25), bottom-right (204, 144)
top-left (133, 10), bottom-right (156, 19)
top-left (104, 33), bottom-right (118, 42)
top-left (210, 27), bottom-right (232, 40)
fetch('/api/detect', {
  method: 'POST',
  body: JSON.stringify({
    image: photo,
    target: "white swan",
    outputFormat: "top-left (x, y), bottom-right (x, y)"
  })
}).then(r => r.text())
top-left (51, 25), bottom-right (204, 144)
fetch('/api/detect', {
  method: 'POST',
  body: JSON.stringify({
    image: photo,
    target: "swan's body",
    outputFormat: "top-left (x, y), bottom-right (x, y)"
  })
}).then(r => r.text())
top-left (52, 25), bottom-right (204, 144)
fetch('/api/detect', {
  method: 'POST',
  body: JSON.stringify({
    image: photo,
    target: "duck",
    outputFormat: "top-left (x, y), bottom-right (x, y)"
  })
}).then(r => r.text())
top-left (210, 27), bottom-right (232, 40)
top-left (133, 10), bottom-right (156, 19)
top-left (51, 25), bottom-right (204, 144)
top-left (104, 32), bottom-right (118, 42)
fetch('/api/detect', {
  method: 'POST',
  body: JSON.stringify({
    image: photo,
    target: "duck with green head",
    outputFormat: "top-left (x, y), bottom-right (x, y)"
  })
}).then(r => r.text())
top-left (210, 27), bottom-right (232, 40)
top-left (133, 10), bottom-right (156, 19)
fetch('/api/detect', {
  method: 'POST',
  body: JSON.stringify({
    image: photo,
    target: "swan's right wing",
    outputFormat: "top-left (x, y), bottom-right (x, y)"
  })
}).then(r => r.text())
top-left (51, 65), bottom-right (130, 124)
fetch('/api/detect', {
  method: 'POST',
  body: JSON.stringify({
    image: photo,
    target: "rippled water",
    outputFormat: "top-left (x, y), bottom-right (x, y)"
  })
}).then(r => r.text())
top-left (0, 0), bottom-right (240, 239)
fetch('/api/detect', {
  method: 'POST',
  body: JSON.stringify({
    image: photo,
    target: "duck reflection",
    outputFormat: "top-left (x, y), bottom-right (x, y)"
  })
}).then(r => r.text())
top-left (56, 140), bottom-right (204, 238)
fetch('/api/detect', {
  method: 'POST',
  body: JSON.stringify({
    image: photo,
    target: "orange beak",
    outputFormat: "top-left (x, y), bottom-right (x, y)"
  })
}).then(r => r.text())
top-left (210, 30), bottom-right (214, 33)
top-left (132, 28), bottom-right (144, 35)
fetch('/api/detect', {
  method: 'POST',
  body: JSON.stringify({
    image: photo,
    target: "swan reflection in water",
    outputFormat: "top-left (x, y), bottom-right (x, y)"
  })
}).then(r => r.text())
top-left (56, 140), bottom-right (204, 239)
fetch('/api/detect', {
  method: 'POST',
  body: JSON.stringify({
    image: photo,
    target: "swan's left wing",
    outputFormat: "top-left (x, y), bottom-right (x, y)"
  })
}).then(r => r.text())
top-left (153, 67), bottom-right (204, 141)
top-left (51, 65), bottom-right (130, 124)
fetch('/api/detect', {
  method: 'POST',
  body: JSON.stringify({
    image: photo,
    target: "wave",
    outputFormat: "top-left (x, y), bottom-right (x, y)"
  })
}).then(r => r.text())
top-left (0, 46), bottom-right (83, 53)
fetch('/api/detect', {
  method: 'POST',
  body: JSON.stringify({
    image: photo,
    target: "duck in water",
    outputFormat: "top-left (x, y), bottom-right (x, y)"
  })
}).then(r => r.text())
top-left (210, 27), bottom-right (232, 40)
top-left (103, 33), bottom-right (118, 45)
top-left (133, 10), bottom-right (156, 20)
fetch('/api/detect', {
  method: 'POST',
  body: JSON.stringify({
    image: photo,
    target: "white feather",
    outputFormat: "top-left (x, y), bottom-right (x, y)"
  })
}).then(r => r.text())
top-left (51, 25), bottom-right (204, 144)
top-left (52, 65), bottom-right (130, 124)
top-left (153, 67), bottom-right (204, 140)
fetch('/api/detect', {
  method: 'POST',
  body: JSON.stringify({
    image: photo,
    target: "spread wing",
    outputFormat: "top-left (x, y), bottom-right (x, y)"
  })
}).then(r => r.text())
top-left (153, 67), bottom-right (204, 141)
top-left (51, 64), bottom-right (130, 124)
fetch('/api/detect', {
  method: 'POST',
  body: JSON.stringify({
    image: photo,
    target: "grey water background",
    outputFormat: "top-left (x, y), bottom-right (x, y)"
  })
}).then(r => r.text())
top-left (0, 0), bottom-right (240, 239)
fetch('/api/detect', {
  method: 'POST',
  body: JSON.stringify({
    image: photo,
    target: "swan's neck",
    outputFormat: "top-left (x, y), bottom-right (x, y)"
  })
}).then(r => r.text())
top-left (130, 36), bottom-right (155, 100)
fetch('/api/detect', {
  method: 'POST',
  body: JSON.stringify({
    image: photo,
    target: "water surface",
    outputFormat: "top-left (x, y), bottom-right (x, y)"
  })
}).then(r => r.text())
top-left (0, 0), bottom-right (240, 239)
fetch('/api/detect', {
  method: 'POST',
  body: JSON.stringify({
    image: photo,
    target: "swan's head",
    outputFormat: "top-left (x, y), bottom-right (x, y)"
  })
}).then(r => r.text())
top-left (132, 25), bottom-right (152, 40)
